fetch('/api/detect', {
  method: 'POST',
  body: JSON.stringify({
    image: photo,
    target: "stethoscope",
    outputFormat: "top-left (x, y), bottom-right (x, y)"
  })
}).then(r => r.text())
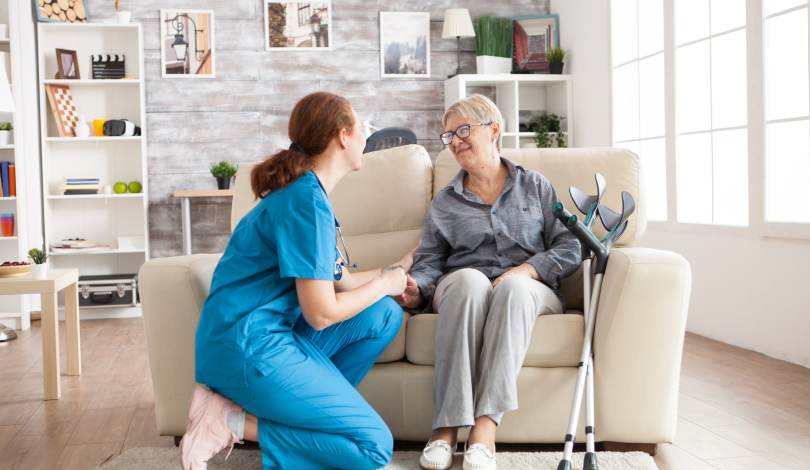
top-left (314, 175), bottom-right (357, 280)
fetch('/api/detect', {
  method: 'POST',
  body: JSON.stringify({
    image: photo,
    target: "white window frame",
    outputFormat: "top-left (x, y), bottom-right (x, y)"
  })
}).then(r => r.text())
top-left (608, 0), bottom-right (810, 240)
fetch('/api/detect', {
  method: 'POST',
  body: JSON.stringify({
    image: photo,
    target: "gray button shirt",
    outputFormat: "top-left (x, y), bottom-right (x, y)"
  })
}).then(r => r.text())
top-left (410, 157), bottom-right (582, 311)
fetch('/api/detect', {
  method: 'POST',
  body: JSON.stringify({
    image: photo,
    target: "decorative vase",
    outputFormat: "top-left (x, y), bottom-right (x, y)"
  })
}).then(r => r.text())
top-left (0, 131), bottom-right (9, 145)
top-left (548, 121), bottom-right (561, 133)
top-left (74, 116), bottom-right (91, 138)
top-left (116, 11), bottom-right (132, 24)
top-left (31, 263), bottom-right (48, 280)
top-left (549, 62), bottom-right (564, 74)
top-left (476, 56), bottom-right (512, 75)
top-left (216, 177), bottom-right (231, 190)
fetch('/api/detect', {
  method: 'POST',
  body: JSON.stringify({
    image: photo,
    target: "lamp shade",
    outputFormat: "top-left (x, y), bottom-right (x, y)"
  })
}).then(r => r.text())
top-left (442, 9), bottom-right (475, 39)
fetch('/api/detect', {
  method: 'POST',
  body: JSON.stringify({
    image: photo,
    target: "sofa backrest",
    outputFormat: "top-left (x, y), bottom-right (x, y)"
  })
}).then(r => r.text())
top-left (231, 145), bottom-right (433, 270)
top-left (434, 147), bottom-right (647, 247)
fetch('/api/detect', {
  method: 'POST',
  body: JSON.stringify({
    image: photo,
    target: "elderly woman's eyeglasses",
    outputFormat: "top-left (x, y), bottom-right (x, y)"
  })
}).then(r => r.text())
top-left (440, 122), bottom-right (493, 145)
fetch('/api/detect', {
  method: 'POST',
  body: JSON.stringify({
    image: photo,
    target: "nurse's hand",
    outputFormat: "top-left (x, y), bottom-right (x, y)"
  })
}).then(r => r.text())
top-left (397, 240), bottom-right (422, 273)
top-left (393, 274), bottom-right (425, 309)
top-left (381, 265), bottom-right (408, 296)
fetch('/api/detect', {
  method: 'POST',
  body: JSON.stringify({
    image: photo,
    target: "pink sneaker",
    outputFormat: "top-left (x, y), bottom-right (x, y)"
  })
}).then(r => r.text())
top-left (179, 384), bottom-right (244, 470)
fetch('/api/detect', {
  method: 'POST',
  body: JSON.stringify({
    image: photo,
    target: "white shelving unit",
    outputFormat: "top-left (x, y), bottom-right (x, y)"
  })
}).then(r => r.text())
top-left (444, 74), bottom-right (574, 149)
top-left (37, 23), bottom-right (149, 296)
top-left (0, 0), bottom-right (31, 329)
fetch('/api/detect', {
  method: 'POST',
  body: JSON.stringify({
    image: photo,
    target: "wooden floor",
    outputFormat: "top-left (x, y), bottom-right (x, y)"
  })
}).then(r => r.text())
top-left (1, 320), bottom-right (809, 470)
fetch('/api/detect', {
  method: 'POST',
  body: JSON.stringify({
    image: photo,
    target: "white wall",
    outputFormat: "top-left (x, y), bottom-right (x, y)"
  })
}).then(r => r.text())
top-left (551, 1), bottom-right (810, 368)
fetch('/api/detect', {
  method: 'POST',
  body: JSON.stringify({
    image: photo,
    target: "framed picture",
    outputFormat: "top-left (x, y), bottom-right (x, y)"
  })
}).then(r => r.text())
top-left (45, 84), bottom-right (79, 137)
top-left (380, 12), bottom-right (430, 78)
top-left (264, 1), bottom-right (332, 51)
top-left (55, 49), bottom-right (80, 80)
top-left (35, 0), bottom-right (89, 23)
top-left (160, 10), bottom-right (216, 78)
top-left (511, 15), bottom-right (559, 74)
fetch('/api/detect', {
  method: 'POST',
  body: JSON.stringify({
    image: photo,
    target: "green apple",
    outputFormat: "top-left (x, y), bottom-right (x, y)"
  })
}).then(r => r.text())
top-left (113, 182), bottom-right (128, 194)
top-left (128, 181), bottom-right (142, 193)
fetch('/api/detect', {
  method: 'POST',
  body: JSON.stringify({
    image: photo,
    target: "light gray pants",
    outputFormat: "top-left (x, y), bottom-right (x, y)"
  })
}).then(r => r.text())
top-left (431, 268), bottom-right (563, 429)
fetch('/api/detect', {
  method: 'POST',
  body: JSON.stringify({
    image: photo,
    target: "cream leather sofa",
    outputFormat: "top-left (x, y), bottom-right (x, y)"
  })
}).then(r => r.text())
top-left (139, 145), bottom-right (691, 449)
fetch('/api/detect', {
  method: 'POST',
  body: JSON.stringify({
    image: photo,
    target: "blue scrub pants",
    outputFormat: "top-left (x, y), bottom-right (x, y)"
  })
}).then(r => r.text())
top-left (212, 297), bottom-right (403, 470)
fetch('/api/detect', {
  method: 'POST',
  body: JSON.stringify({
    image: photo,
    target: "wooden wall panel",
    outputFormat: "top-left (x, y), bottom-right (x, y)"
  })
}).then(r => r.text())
top-left (84, 0), bottom-right (549, 258)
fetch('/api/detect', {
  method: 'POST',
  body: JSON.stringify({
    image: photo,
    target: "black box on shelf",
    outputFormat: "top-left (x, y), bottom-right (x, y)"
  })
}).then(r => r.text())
top-left (78, 273), bottom-right (138, 309)
top-left (91, 55), bottom-right (125, 79)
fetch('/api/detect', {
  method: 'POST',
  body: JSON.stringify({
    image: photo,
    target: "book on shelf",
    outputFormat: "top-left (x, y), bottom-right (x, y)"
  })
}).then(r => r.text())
top-left (0, 162), bottom-right (8, 198)
top-left (50, 239), bottom-right (110, 252)
top-left (61, 189), bottom-right (99, 195)
top-left (61, 176), bottom-right (100, 195)
top-left (8, 164), bottom-right (14, 197)
top-left (56, 238), bottom-right (94, 246)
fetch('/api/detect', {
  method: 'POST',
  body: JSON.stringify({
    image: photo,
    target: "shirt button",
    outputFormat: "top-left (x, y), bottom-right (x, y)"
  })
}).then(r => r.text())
top-left (497, 252), bottom-right (501, 256)
top-left (496, 231), bottom-right (501, 235)
top-left (523, 207), bottom-right (528, 211)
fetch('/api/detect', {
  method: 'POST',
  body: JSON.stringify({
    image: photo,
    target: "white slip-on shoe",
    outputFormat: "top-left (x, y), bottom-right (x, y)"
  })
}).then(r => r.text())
top-left (419, 439), bottom-right (456, 470)
top-left (463, 442), bottom-right (496, 470)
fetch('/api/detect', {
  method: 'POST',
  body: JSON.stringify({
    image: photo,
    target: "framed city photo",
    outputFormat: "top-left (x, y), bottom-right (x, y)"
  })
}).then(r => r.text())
top-left (511, 15), bottom-right (559, 74)
top-left (55, 48), bottom-right (80, 79)
top-left (264, 1), bottom-right (332, 51)
top-left (380, 12), bottom-right (430, 78)
top-left (35, 0), bottom-right (89, 23)
top-left (160, 10), bottom-right (216, 78)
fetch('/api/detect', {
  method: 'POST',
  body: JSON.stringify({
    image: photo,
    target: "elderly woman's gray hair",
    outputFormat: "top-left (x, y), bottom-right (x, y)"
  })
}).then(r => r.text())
top-left (442, 94), bottom-right (504, 151)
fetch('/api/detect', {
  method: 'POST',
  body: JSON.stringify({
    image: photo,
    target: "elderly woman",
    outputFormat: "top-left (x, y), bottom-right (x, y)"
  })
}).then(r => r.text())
top-left (395, 94), bottom-right (581, 470)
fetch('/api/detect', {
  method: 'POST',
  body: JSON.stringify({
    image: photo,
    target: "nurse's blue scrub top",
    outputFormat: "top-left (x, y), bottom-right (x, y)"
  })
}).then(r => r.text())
top-left (195, 171), bottom-right (336, 390)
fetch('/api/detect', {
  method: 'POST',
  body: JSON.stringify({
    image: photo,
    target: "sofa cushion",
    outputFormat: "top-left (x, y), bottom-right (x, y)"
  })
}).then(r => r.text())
top-left (405, 311), bottom-right (584, 367)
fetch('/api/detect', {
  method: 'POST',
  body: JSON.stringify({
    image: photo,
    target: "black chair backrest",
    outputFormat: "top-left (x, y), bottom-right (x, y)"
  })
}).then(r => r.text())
top-left (363, 127), bottom-right (418, 154)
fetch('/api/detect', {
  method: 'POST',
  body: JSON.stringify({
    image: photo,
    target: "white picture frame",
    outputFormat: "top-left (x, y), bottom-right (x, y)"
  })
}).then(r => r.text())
top-left (160, 9), bottom-right (216, 78)
top-left (264, 1), bottom-right (333, 51)
top-left (380, 12), bottom-right (431, 79)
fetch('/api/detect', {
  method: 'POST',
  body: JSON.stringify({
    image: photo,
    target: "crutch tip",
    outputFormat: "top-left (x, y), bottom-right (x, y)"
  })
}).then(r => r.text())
top-left (556, 460), bottom-right (572, 470)
top-left (584, 452), bottom-right (598, 470)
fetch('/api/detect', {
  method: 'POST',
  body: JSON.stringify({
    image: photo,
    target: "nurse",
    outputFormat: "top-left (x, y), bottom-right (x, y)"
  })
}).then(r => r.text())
top-left (180, 92), bottom-right (416, 470)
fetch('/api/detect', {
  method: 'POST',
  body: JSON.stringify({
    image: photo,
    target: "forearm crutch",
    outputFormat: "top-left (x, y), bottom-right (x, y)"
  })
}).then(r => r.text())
top-left (553, 191), bottom-right (635, 470)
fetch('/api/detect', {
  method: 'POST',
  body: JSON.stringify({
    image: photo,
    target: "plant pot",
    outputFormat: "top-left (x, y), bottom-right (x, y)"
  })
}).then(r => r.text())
top-left (0, 131), bottom-right (9, 145)
top-left (31, 264), bottom-right (48, 280)
top-left (549, 62), bottom-right (564, 74)
top-left (548, 122), bottom-right (561, 133)
top-left (476, 56), bottom-right (512, 75)
top-left (116, 11), bottom-right (132, 24)
top-left (216, 177), bottom-right (231, 190)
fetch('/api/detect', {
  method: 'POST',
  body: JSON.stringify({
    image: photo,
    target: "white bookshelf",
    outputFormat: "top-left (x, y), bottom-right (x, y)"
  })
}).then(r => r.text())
top-left (37, 23), bottom-right (149, 296)
top-left (0, 0), bottom-right (31, 329)
top-left (444, 74), bottom-right (574, 149)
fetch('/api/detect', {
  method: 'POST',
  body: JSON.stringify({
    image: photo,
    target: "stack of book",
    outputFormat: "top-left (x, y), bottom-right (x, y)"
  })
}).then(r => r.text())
top-left (0, 162), bottom-right (15, 198)
top-left (50, 238), bottom-right (110, 253)
top-left (61, 177), bottom-right (100, 195)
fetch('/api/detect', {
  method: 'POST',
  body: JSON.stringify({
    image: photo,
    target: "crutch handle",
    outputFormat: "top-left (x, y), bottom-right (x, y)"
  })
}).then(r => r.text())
top-left (553, 203), bottom-right (607, 266)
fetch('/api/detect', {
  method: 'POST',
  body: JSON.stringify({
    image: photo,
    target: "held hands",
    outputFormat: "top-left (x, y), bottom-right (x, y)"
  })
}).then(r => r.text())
top-left (380, 265), bottom-right (408, 297)
top-left (491, 263), bottom-right (540, 287)
top-left (393, 274), bottom-right (425, 309)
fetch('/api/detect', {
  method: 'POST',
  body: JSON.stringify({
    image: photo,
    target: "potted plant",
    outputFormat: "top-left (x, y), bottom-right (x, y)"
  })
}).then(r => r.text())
top-left (532, 114), bottom-right (567, 148)
top-left (473, 15), bottom-right (512, 75)
top-left (115, 0), bottom-right (131, 24)
top-left (209, 160), bottom-right (237, 190)
top-left (0, 123), bottom-right (12, 145)
top-left (27, 248), bottom-right (48, 280)
top-left (548, 46), bottom-right (566, 74)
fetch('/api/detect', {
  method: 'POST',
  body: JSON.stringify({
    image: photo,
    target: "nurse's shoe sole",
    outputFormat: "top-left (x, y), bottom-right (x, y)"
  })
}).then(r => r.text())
top-left (179, 384), bottom-right (244, 470)
top-left (420, 439), bottom-right (456, 470)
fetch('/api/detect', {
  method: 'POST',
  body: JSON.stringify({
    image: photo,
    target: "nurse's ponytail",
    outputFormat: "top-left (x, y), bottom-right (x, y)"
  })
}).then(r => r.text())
top-left (251, 92), bottom-right (356, 199)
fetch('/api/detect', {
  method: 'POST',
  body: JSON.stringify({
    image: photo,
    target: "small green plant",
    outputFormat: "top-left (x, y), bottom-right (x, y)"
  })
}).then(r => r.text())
top-left (547, 46), bottom-right (566, 63)
top-left (209, 160), bottom-right (237, 179)
top-left (27, 248), bottom-right (48, 265)
top-left (0, 123), bottom-right (13, 131)
top-left (473, 15), bottom-right (512, 58)
top-left (532, 114), bottom-right (567, 148)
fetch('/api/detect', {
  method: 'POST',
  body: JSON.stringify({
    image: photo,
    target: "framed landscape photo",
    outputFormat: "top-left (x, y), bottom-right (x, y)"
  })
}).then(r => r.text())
top-left (265, 1), bottom-right (332, 51)
top-left (511, 15), bottom-right (559, 74)
top-left (380, 12), bottom-right (430, 78)
top-left (35, 0), bottom-right (89, 23)
top-left (55, 48), bottom-right (80, 79)
top-left (160, 10), bottom-right (216, 78)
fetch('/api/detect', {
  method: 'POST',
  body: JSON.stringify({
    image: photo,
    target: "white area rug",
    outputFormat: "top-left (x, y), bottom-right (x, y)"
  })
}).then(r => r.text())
top-left (98, 447), bottom-right (659, 470)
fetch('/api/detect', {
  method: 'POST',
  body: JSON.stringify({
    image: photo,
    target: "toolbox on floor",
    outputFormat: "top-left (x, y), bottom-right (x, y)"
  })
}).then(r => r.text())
top-left (77, 273), bottom-right (138, 309)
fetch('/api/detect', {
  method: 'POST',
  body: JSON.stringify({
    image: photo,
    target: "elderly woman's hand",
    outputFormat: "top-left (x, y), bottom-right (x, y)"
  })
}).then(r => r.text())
top-left (393, 274), bottom-right (425, 309)
top-left (491, 263), bottom-right (540, 287)
top-left (397, 241), bottom-right (422, 273)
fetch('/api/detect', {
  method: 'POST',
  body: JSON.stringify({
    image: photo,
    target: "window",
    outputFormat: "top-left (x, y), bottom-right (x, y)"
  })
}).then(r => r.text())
top-left (298, 4), bottom-right (311, 28)
top-left (765, 0), bottom-right (810, 223)
top-left (675, 0), bottom-right (749, 226)
top-left (611, 0), bottom-right (667, 221)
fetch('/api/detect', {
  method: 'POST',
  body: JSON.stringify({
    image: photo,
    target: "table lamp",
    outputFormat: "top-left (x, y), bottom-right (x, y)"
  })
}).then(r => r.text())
top-left (442, 9), bottom-right (475, 78)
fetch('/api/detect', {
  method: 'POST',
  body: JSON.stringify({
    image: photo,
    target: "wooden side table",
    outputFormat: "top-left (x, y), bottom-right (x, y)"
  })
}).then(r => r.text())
top-left (174, 190), bottom-right (234, 256)
top-left (0, 269), bottom-right (80, 399)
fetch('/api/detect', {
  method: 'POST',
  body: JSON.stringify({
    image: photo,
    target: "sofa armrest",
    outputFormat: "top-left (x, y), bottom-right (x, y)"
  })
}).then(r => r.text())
top-left (593, 247), bottom-right (691, 444)
top-left (138, 253), bottom-right (222, 437)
